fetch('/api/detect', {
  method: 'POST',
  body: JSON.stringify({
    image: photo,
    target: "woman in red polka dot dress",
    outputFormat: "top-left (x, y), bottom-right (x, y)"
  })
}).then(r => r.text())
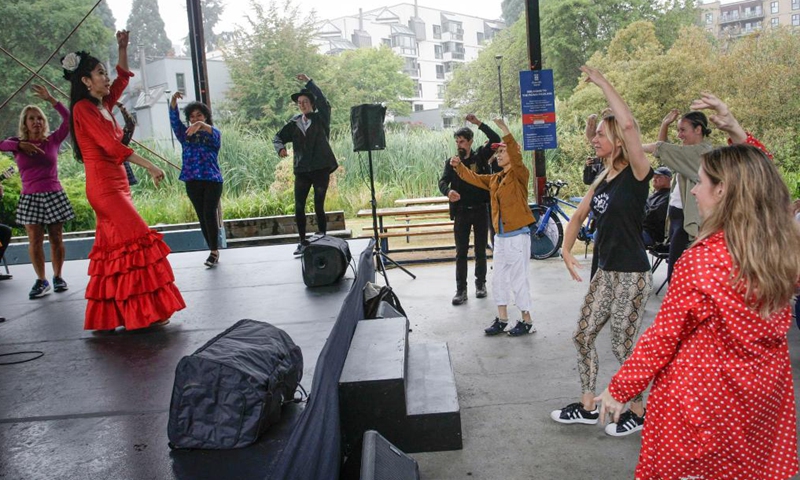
top-left (596, 141), bottom-right (800, 479)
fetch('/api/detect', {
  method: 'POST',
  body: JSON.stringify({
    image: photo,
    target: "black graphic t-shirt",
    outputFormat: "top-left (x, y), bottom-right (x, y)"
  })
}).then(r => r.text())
top-left (591, 165), bottom-right (653, 272)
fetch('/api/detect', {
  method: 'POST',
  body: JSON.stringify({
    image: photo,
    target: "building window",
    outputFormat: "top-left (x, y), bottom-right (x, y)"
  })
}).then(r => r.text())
top-left (437, 84), bottom-right (445, 99)
top-left (176, 73), bottom-right (186, 94)
top-left (416, 82), bottom-right (423, 97)
top-left (793, 13), bottom-right (800, 25)
top-left (434, 44), bottom-right (443, 59)
top-left (705, 12), bottom-right (713, 24)
top-left (436, 65), bottom-right (445, 79)
top-left (772, 17), bottom-right (780, 26)
top-left (771, 2), bottom-right (779, 14)
top-left (477, 31), bottom-right (485, 44)
top-left (381, 38), bottom-right (391, 47)
top-left (433, 25), bottom-right (441, 39)
top-left (794, 0), bottom-right (800, 10)
top-left (442, 116), bottom-right (454, 128)
top-left (414, 104), bottom-right (424, 112)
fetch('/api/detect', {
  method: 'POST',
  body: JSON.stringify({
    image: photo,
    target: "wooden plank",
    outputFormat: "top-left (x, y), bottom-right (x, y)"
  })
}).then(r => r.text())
top-left (394, 214), bottom-right (450, 222)
top-left (356, 205), bottom-right (449, 217)
top-left (394, 196), bottom-right (449, 206)
top-left (357, 228), bottom-right (453, 239)
top-left (362, 221), bottom-right (453, 231)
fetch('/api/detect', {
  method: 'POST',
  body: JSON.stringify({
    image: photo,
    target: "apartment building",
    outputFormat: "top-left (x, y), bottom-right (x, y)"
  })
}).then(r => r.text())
top-left (700, 0), bottom-right (800, 38)
top-left (313, 2), bottom-right (504, 127)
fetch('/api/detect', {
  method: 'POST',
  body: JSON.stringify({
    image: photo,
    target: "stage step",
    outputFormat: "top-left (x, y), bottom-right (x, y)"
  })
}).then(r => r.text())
top-left (339, 318), bottom-right (462, 455)
top-left (404, 342), bottom-right (462, 452)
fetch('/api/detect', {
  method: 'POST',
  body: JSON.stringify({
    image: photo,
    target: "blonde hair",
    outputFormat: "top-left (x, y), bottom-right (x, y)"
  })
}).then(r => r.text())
top-left (697, 144), bottom-right (800, 317)
top-left (18, 105), bottom-right (49, 140)
top-left (590, 115), bottom-right (637, 189)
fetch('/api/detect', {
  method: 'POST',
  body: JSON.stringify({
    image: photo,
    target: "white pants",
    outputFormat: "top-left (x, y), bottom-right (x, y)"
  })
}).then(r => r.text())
top-left (492, 233), bottom-right (532, 312)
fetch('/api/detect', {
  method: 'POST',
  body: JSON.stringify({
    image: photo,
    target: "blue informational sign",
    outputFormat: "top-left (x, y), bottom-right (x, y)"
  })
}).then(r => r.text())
top-left (519, 70), bottom-right (557, 151)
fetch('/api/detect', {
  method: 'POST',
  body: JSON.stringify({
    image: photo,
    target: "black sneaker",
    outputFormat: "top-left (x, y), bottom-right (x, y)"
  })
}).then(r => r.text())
top-left (293, 240), bottom-right (310, 256)
top-left (451, 290), bottom-right (467, 305)
top-left (204, 252), bottom-right (219, 268)
top-left (29, 279), bottom-right (51, 299)
top-left (550, 402), bottom-right (599, 425)
top-left (475, 283), bottom-right (487, 298)
top-left (507, 320), bottom-right (534, 336)
top-left (605, 409), bottom-right (645, 437)
top-left (53, 276), bottom-right (68, 293)
top-left (484, 318), bottom-right (507, 335)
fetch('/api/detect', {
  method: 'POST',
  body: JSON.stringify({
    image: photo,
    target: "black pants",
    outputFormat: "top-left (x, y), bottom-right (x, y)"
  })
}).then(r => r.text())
top-left (294, 169), bottom-right (330, 241)
top-left (185, 180), bottom-right (224, 251)
top-left (0, 223), bottom-right (11, 261)
top-left (667, 206), bottom-right (690, 282)
top-left (454, 205), bottom-right (488, 291)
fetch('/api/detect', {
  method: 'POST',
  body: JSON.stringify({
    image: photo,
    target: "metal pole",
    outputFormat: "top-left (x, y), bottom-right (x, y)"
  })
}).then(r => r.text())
top-left (495, 55), bottom-right (504, 118)
top-left (165, 89), bottom-right (176, 149)
top-left (186, 0), bottom-right (211, 107)
top-left (525, 0), bottom-right (546, 204)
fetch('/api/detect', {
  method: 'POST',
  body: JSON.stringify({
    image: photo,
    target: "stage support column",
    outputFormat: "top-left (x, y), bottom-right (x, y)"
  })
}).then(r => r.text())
top-left (525, 0), bottom-right (546, 204)
top-left (187, 0), bottom-right (211, 107)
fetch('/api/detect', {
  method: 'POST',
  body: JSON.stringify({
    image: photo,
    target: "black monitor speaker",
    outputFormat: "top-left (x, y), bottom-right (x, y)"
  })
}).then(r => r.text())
top-left (301, 236), bottom-right (352, 287)
top-left (351, 104), bottom-right (387, 152)
top-left (360, 430), bottom-right (420, 480)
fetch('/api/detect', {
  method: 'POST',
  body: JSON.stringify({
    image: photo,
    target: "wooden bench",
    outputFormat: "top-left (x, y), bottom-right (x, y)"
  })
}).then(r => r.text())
top-left (357, 203), bottom-right (454, 253)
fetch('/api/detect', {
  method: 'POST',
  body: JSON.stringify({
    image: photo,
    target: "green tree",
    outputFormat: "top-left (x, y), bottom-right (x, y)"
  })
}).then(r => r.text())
top-left (0, 0), bottom-right (112, 137)
top-left (541, 0), bottom-right (699, 98)
top-left (94, 1), bottom-right (119, 66)
top-left (182, 0), bottom-right (231, 54)
top-left (445, 17), bottom-right (529, 118)
top-left (125, 0), bottom-right (173, 67)
top-left (224, 0), bottom-right (324, 132)
top-left (323, 46), bottom-right (415, 127)
top-left (501, 0), bottom-right (525, 25)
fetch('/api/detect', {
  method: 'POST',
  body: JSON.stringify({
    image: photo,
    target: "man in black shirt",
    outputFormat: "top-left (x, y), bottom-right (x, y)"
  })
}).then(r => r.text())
top-left (642, 166), bottom-right (672, 247)
top-left (438, 114), bottom-right (501, 305)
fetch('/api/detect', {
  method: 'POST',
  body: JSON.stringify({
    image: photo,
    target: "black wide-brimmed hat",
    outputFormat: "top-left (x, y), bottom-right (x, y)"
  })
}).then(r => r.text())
top-left (291, 89), bottom-right (316, 105)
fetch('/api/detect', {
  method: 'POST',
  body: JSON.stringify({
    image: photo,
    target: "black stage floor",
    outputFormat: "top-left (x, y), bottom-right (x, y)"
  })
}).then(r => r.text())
top-left (0, 240), bottom-right (370, 480)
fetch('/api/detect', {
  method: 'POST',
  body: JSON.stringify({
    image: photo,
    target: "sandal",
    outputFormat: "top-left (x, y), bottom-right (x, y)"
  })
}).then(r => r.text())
top-left (204, 251), bottom-right (219, 268)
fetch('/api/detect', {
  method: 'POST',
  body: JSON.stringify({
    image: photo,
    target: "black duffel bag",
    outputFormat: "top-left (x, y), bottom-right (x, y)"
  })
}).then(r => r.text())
top-left (168, 319), bottom-right (303, 449)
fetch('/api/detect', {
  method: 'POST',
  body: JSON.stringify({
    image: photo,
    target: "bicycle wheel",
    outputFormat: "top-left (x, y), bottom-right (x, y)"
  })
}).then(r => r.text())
top-left (530, 206), bottom-right (563, 260)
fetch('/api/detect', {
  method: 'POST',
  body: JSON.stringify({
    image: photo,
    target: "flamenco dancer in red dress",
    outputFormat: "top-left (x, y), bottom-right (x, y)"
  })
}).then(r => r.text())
top-left (63, 30), bottom-right (185, 331)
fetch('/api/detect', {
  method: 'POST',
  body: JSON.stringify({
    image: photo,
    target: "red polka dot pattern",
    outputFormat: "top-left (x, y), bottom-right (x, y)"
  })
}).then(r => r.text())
top-left (608, 231), bottom-right (799, 479)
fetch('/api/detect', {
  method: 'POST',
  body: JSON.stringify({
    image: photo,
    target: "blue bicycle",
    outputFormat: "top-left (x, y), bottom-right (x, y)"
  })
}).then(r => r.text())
top-left (529, 180), bottom-right (595, 260)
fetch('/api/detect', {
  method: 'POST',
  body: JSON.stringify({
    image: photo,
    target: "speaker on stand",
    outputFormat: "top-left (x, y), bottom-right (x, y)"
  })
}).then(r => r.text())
top-left (350, 104), bottom-right (416, 285)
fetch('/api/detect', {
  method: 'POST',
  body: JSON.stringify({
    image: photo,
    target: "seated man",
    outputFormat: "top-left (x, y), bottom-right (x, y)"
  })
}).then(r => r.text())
top-left (641, 166), bottom-right (672, 248)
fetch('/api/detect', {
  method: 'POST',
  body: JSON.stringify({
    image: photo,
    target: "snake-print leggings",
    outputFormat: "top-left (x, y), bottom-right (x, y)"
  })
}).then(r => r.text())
top-left (572, 268), bottom-right (653, 402)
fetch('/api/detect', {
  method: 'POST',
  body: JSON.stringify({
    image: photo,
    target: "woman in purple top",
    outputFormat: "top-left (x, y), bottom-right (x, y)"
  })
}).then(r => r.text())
top-left (0, 85), bottom-right (75, 299)
top-left (168, 91), bottom-right (223, 268)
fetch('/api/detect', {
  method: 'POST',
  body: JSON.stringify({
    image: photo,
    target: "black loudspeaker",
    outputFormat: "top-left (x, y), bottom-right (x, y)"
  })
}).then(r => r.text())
top-left (360, 430), bottom-right (420, 480)
top-left (301, 236), bottom-right (352, 287)
top-left (351, 104), bottom-right (387, 152)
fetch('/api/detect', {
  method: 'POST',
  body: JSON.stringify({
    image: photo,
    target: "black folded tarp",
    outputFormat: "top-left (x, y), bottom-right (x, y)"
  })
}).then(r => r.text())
top-left (270, 241), bottom-right (375, 479)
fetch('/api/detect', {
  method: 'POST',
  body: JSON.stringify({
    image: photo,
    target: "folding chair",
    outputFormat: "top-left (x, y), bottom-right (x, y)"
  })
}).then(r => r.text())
top-left (648, 243), bottom-right (669, 295)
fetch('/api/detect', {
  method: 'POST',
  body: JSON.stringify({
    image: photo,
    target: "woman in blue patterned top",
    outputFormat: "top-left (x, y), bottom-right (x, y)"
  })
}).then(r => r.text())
top-left (169, 91), bottom-right (223, 267)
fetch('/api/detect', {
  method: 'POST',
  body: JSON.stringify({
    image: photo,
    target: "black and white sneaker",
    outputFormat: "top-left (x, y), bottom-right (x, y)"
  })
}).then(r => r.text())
top-left (550, 402), bottom-right (599, 425)
top-left (604, 409), bottom-right (645, 436)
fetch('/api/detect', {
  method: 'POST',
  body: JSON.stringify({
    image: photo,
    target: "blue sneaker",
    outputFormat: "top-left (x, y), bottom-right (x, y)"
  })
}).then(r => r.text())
top-left (507, 321), bottom-right (534, 336)
top-left (53, 276), bottom-right (68, 293)
top-left (484, 318), bottom-right (507, 336)
top-left (29, 279), bottom-right (51, 299)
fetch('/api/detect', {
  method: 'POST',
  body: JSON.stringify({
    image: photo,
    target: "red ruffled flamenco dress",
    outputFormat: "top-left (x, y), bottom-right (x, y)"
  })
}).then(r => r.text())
top-left (73, 66), bottom-right (185, 330)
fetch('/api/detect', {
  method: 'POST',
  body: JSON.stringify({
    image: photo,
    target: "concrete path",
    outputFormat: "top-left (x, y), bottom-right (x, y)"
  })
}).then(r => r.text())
top-left (0, 242), bottom-right (798, 479)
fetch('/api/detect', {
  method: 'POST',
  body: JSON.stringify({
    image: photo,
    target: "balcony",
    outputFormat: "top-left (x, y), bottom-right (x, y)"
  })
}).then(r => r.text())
top-left (441, 30), bottom-right (464, 42)
top-left (719, 9), bottom-right (764, 24)
top-left (443, 51), bottom-right (465, 61)
top-left (392, 45), bottom-right (418, 57)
